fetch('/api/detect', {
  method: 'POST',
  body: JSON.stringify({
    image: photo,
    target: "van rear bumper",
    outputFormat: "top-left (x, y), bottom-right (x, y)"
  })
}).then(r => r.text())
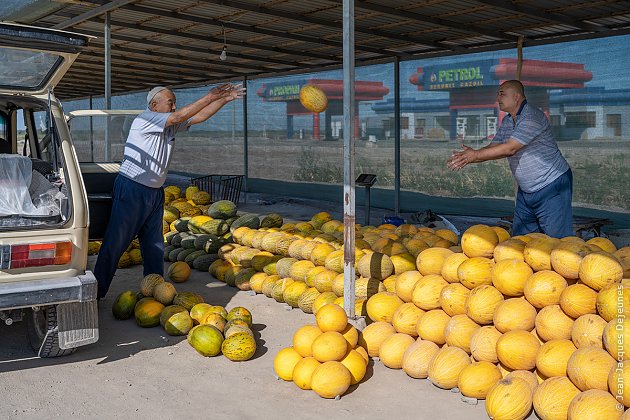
top-left (0, 271), bottom-right (97, 310)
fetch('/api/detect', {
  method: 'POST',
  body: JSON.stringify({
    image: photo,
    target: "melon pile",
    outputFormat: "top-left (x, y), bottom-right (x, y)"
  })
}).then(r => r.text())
top-left (360, 225), bottom-right (630, 420)
top-left (212, 211), bottom-right (461, 318)
top-left (274, 304), bottom-right (368, 398)
top-left (88, 237), bottom-right (145, 269)
top-left (112, 273), bottom-right (257, 361)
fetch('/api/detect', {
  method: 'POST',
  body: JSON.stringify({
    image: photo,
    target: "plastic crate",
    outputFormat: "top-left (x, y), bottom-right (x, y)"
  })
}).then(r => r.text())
top-left (190, 174), bottom-right (244, 204)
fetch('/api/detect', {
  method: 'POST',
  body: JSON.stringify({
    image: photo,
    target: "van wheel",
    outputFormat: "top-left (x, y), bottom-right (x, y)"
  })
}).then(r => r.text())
top-left (27, 306), bottom-right (76, 358)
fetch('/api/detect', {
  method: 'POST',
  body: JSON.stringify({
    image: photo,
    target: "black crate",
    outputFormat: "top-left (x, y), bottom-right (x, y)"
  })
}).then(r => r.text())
top-left (190, 174), bottom-right (244, 204)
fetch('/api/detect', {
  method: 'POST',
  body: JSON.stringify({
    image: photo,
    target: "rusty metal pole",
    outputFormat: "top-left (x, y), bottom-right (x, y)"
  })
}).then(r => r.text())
top-left (342, 0), bottom-right (357, 320)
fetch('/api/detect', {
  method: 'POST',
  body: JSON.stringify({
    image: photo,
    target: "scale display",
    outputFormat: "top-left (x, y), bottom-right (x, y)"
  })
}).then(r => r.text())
top-left (355, 173), bottom-right (377, 187)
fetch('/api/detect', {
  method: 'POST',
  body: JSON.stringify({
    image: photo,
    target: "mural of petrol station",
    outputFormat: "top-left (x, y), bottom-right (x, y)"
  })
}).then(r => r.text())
top-left (257, 79), bottom-right (389, 140)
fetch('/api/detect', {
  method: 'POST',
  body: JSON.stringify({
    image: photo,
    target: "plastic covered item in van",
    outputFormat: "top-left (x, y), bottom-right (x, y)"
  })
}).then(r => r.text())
top-left (0, 154), bottom-right (61, 217)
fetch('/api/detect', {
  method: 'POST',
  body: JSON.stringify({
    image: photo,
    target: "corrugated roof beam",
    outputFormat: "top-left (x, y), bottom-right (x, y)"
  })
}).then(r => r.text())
top-left (201, 0), bottom-right (465, 52)
top-left (474, 0), bottom-right (608, 33)
top-left (52, 0), bottom-right (138, 30)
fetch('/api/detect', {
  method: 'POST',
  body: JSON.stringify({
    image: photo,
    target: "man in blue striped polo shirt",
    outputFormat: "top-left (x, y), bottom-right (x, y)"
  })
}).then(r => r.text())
top-left (447, 80), bottom-right (573, 238)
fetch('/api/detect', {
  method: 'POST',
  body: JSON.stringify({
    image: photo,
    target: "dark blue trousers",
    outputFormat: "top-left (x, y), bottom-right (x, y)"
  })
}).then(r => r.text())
top-left (512, 169), bottom-right (573, 239)
top-left (94, 175), bottom-right (165, 298)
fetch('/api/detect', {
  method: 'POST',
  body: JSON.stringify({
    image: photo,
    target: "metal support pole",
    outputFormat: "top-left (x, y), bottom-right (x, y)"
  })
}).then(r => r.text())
top-left (342, 0), bottom-right (356, 320)
top-left (243, 76), bottom-right (248, 203)
top-left (104, 12), bottom-right (111, 161)
top-left (394, 56), bottom-right (401, 216)
top-left (364, 186), bottom-right (370, 226)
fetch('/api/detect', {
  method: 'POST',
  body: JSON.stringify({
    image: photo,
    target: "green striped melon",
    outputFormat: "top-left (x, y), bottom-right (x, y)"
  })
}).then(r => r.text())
top-left (230, 214), bottom-right (261, 233)
top-left (298, 287), bottom-right (321, 314)
top-left (221, 331), bottom-right (257, 361)
top-left (261, 213), bottom-right (284, 228)
top-left (188, 325), bottom-right (224, 357)
top-left (207, 200), bottom-right (237, 219)
top-left (112, 290), bottom-right (138, 320)
top-left (134, 298), bottom-right (165, 328)
top-left (173, 291), bottom-right (204, 311)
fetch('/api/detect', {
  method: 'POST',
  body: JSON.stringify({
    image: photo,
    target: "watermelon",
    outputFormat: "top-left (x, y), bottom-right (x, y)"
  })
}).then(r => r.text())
top-left (207, 200), bottom-right (237, 219)
top-left (221, 331), bottom-right (257, 361)
top-left (230, 214), bottom-right (260, 233)
top-left (188, 325), bottom-right (224, 357)
top-left (260, 213), bottom-right (284, 228)
top-left (112, 290), bottom-right (138, 320)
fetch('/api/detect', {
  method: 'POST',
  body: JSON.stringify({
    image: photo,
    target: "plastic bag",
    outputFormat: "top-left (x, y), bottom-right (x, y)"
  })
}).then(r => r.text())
top-left (0, 154), bottom-right (59, 216)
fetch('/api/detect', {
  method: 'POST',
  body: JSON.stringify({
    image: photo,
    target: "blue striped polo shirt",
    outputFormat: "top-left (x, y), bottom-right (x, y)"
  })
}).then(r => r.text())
top-left (492, 101), bottom-right (569, 193)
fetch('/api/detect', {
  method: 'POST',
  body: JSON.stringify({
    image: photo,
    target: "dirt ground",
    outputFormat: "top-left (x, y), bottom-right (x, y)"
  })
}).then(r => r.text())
top-left (0, 192), bottom-right (519, 420)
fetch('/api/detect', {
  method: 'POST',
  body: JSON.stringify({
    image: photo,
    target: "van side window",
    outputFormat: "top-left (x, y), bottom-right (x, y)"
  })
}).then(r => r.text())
top-left (0, 111), bottom-right (8, 153)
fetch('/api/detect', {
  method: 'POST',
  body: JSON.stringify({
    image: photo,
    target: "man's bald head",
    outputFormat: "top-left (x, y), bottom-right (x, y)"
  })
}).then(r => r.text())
top-left (497, 80), bottom-right (526, 115)
top-left (501, 80), bottom-right (525, 96)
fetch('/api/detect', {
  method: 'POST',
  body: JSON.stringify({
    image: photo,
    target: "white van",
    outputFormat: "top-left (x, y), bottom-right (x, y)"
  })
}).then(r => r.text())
top-left (0, 23), bottom-right (100, 357)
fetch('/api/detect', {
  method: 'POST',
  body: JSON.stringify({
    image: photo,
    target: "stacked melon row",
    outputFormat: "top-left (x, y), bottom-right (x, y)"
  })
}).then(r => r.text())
top-left (112, 273), bottom-right (257, 361)
top-left (274, 304), bottom-right (369, 399)
top-left (163, 197), bottom-right (266, 273)
top-left (86, 237), bottom-right (145, 269)
top-left (360, 224), bottom-right (629, 420)
top-left (209, 211), bottom-right (461, 317)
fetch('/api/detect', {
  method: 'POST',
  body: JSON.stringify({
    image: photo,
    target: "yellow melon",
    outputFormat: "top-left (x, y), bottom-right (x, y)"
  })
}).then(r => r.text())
top-left (571, 314), bottom-right (607, 349)
top-left (365, 292), bottom-right (403, 323)
top-left (305, 266), bottom-right (327, 288)
top-left (597, 283), bottom-right (630, 322)
top-left (551, 241), bottom-right (592, 280)
top-left (505, 370), bottom-right (539, 392)
top-left (416, 309), bottom-right (450, 345)
top-left (415, 247), bottom-right (454, 276)
top-left (428, 346), bottom-right (471, 389)
top-left (310, 243), bottom-right (336, 267)
top-left (313, 269), bottom-right (338, 293)
top-left (533, 376), bottom-right (581, 420)
top-left (394, 270), bottom-right (423, 302)
top-left (401, 339), bottom-right (440, 379)
top-left (461, 224), bottom-right (500, 258)
top-left (340, 324), bottom-right (359, 350)
top-left (524, 270), bottom-right (568, 308)
top-left (485, 377), bottom-right (534, 420)
top-left (567, 389), bottom-right (623, 419)
top-left (411, 274), bottom-right (448, 310)
top-left (535, 304), bottom-right (574, 341)
top-left (496, 330), bottom-right (541, 370)
top-left (524, 237), bottom-right (561, 272)
top-left (465, 285), bottom-right (504, 325)
top-left (312, 291), bottom-right (338, 315)
top-left (396, 224), bottom-right (418, 237)
top-left (434, 228), bottom-right (458, 244)
top-left (311, 331), bottom-right (349, 363)
top-left (492, 259), bottom-right (534, 297)
top-left (444, 314), bottom-right (480, 354)
top-left (379, 333), bottom-right (415, 369)
top-left (493, 297), bottom-right (537, 333)
top-left (440, 252), bottom-right (469, 283)
top-left (439, 283), bottom-right (470, 317)
top-left (391, 302), bottom-right (425, 336)
top-left (249, 272), bottom-right (268, 294)
top-left (357, 252), bottom-right (394, 280)
top-left (587, 237), bottom-right (617, 253)
top-left (567, 346), bottom-right (616, 391)
top-left (579, 251), bottom-right (624, 291)
top-left (609, 360), bottom-right (630, 407)
top-left (274, 347), bottom-right (304, 381)
top-left (535, 339), bottom-right (577, 378)
top-left (358, 321), bottom-right (396, 357)
top-left (382, 274), bottom-right (397, 292)
top-left (315, 303), bottom-right (348, 333)
top-left (292, 324), bottom-right (323, 357)
top-left (292, 356), bottom-right (321, 390)
top-left (470, 326), bottom-right (502, 363)
top-left (458, 361), bottom-right (503, 399)
top-left (494, 238), bottom-right (526, 262)
top-left (340, 349), bottom-right (367, 385)
top-left (458, 257), bottom-right (495, 289)
top-left (404, 238), bottom-right (430, 257)
top-left (560, 283), bottom-right (598, 318)
top-left (389, 253), bottom-right (417, 274)
top-left (604, 317), bottom-right (630, 361)
top-left (311, 361), bottom-right (351, 399)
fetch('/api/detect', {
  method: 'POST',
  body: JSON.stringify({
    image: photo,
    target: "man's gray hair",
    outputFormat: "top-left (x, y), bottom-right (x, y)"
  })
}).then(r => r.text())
top-left (147, 86), bottom-right (168, 105)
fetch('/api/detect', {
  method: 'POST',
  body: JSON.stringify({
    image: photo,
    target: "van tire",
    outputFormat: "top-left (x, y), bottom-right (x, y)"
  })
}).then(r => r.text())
top-left (27, 306), bottom-right (76, 358)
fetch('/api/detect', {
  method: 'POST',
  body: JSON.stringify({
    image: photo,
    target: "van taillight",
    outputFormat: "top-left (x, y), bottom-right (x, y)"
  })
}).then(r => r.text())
top-left (9, 241), bottom-right (72, 268)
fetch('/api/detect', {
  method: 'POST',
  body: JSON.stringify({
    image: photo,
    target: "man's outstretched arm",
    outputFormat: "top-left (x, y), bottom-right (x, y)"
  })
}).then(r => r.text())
top-left (447, 139), bottom-right (524, 171)
top-left (189, 84), bottom-right (246, 126)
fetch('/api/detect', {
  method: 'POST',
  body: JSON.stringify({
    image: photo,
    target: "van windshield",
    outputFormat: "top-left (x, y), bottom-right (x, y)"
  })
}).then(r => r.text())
top-left (0, 46), bottom-right (61, 90)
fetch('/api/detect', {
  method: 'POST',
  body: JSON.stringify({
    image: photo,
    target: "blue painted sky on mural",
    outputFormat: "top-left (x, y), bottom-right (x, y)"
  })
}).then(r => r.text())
top-left (61, 34), bottom-right (630, 132)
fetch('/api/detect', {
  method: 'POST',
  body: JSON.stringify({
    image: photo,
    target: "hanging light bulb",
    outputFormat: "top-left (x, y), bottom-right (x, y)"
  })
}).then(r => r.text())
top-left (219, 24), bottom-right (227, 61)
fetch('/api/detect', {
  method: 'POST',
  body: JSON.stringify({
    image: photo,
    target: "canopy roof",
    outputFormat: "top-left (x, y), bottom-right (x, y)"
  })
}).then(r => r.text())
top-left (4, 0), bottom-right (630, 99)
